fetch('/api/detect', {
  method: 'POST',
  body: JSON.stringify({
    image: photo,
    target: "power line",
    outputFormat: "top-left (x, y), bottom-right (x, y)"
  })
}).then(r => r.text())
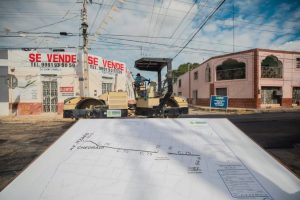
top-left (125, 0), bottom-right (192, 13)
top-left (102, 1), bottom-right (300, 32)
top-left (169, 0), bottom-right (196, 38)
top-left (24, 15), bottom-right (80, 32)
top-left (99, 33), bottom-right (257, 49)
top-left (146, 0), bottom-right (157, 52)
top-left (154, 0), bottom-right (174, 38)
top-left (0, 35), bottom-right (60, 38)
top-left (62, 1), bottom-right (77, 19)
top-left (0, 0), bottom-right (76, 3)
top-left (89, 0), bottom-right (120, 46)
top-left (93, 36), bottom-right (229, 54)
top-left (0, 31), bottom-right (80, 35)
top-left (0, 46), bottom-right (77, 50)
top-left (96, 2), bottom-right (185, 19)
top-left (169, 0), bottom-right (210, 49)
top-left (90, 0), bottom-right (104, 33)
top-left (173, 0), bottom-right (227, 59)
top-left (232, 0), bottom-right (235, 52)
top-left (148, 0), bottom-right (165, 51)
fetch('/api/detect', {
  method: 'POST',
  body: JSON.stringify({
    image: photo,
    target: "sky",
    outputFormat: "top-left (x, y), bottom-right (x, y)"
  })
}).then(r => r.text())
top-left (0, 0), bottom-right (300, 79)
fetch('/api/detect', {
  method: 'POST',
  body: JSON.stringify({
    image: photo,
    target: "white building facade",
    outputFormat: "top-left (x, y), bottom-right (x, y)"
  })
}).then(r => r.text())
top-left (0, 50), bottom-right (134, 116)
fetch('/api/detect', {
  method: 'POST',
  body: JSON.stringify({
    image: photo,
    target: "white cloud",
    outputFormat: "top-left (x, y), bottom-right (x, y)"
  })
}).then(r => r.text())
top-left (0, 0), bottom-right (299, 74)
top-left (273, 40), bottom-right (300, 51)
top-left (203, 23), bottom-right (217, 32)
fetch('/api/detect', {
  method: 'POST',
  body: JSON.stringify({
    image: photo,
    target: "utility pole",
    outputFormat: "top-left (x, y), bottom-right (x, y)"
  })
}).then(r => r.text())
top-left (80, 0), bottom-right (89, 97)
top-left (188, 63), bottom-right (191, 103)
top-left (232, 0), bottom-right (235, 52)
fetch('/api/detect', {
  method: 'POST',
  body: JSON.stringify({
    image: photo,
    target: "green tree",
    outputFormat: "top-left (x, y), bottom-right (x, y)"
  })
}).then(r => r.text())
top-left (172, 62), bottom-right (199, 82)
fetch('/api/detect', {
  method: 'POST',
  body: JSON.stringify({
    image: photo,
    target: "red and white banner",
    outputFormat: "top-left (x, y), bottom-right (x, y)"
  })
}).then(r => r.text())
top-left (60, 87), bottom-right (74, 93)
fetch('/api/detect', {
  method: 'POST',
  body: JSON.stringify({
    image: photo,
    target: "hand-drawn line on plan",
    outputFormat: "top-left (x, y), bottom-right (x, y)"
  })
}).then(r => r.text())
top-left (83, 140), bottom-right (159, 154)
top-left (167, 152), bottom-right (201, 156)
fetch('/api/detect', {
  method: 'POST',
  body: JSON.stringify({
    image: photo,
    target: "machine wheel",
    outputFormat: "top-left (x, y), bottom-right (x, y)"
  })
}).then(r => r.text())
top-left (165, 98), bottom-right (179, 108)
top-left (163, 99), bottom-right (180, 118)
top-left (76, 98), bottom-right (106, 118)
top-left (76, 98), bottom-right (105, 110)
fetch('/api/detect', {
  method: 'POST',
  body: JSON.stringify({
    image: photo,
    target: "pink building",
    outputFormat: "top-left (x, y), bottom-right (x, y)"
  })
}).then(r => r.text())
top-left (174, 48), bottom-right (300, 108)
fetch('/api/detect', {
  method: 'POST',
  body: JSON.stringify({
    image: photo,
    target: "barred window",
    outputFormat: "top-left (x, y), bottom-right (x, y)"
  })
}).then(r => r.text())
top-left (293, 87), bottom-right (300, 104)
top-left (216, 59), bottom-right (246, 81)
top-left (216, 88), bottom-right (227, 96)
top-left (194, 71), bottom-right (198, 80)
top-left (296, 58), bottom-right (300, 68)
top-left (102, 83), bottom-right (112, 94)
top-left (261, 55), bottom-right (283, 78)
top-left (205, 65), bottom-right (211, 82)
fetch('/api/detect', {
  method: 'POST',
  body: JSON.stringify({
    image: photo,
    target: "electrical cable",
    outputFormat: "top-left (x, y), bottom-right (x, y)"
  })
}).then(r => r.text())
top-left (90, 0), bottom-right (104, 33)
top-left (168, 0), bottom-right (210, 50)
top-left (149, 0), bottom-right (165, 40)
top-left (93, 36), bottom-right (229, 54)
top-left (173, 0), bottom-right (226, 59)
top-left (23, 15), bottom-right (80, 32)
top-left (154, 0), bottom-right (173, 37)
top-left (169, 0), bottom-right (196, 39)
top-left (145, 0), bottom-right (157, 54)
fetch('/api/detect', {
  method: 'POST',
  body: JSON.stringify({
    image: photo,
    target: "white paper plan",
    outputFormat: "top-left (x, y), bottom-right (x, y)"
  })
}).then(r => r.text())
top-left (1, 118), bottom-right (300, 200)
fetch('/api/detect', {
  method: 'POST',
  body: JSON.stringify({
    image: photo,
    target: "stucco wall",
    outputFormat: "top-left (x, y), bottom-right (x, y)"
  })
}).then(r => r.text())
top-left (2, 50), bottom-right (132, 115)
top-left (175, 51), bottom-right (255, 100)
top-left (176, 72), bottom-right (190, 98)
top-left (258, 51), bottom-right (300, 99)
top-left (211, 52), bottom-right (254, 98)
top-left (173, 49), bottom-right (300, 108)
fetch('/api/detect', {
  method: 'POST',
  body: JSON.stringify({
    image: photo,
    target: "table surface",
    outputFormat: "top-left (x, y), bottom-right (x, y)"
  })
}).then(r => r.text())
top-left (1, 118), bottom-right (299, 200)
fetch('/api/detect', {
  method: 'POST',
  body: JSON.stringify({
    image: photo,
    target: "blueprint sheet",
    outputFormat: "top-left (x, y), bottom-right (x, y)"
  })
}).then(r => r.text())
top-left (1, 118), bottom-right (300, 200)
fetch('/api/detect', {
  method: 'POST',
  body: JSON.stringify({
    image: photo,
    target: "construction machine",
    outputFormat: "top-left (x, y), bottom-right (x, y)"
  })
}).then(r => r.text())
top-left (63, 57), bottom-right (188, 118)
top-left (63, 91), bottom-right (129, 118)
top-left (134, 57), bottom-right (188, 117)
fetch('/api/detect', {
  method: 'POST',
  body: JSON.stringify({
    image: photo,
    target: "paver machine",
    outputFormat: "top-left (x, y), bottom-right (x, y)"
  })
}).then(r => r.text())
top-left (63, 58), bottom-right (188, 118)
top-left (134, 57), bottom-right (188, 117)
top-left (63, 91), bottom-right (129, 119)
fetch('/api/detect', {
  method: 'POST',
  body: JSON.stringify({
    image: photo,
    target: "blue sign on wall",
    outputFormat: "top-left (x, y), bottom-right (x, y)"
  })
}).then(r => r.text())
top-left (210, 95), bottom-right (228, 109)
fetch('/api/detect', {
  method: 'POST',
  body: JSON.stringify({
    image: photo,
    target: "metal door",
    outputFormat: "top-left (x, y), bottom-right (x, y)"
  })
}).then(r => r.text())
top-left (0, 66), bottom-right (9, 115)
top-left (293, 87), bottom-right (300, 104)
top-left (42, 81), bottom-right (57, 112)
top-left (192, 90), bottom-right (198, 104)
top-left (0, 66), bottom-right (8, 103)
top-left (261, 87), bottom-right (281, 104)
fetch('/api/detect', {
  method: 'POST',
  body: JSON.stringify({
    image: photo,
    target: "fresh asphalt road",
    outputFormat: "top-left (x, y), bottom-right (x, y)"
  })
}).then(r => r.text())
top-left (182, 112), bottom-right (300, 149)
